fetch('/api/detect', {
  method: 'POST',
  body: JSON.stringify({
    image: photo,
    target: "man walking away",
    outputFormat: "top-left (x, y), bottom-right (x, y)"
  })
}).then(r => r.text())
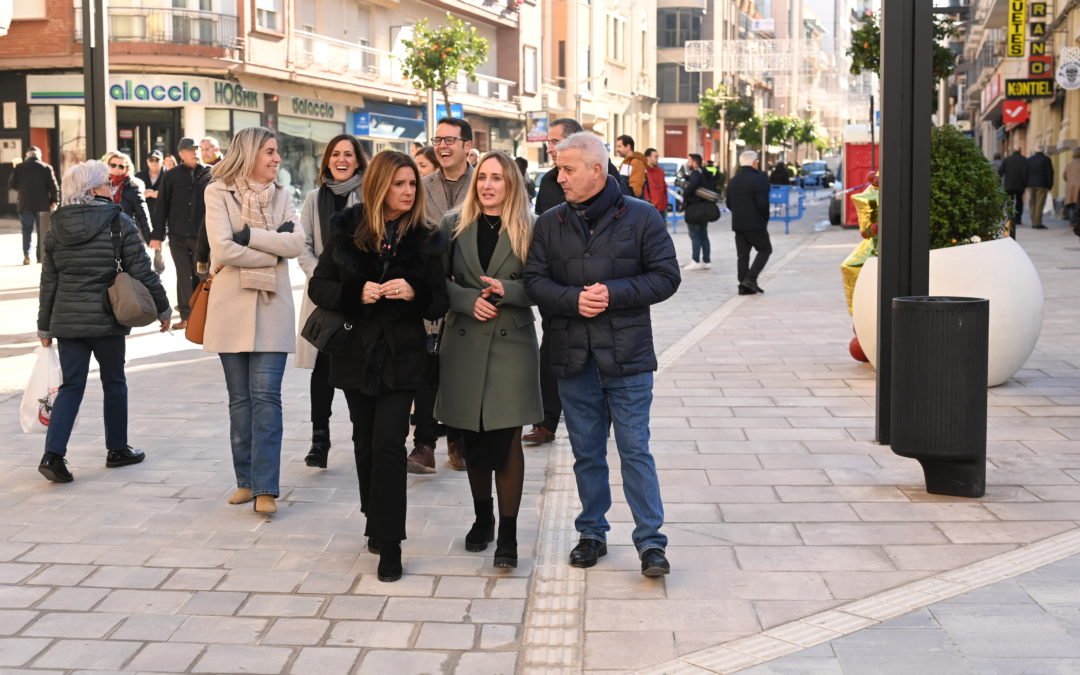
top-left (1027, 144), bottom-right (1054, 230)
top-left (682, 154), bottom-right (714, 271)
top-left (150, 138), bottom-right (211, 329)
top-left (998, 145), bottom-right (1027, 237)
top-left (615, 135), bottom-right (647, 199)
top-left (9, 147), bottom-right (59, 265)
top-left (525, 132), bottom-right (681, 577)
top-left (726, 151), bottom-right (772, 295)
top-left (643, 148), bottom-right (669, 215)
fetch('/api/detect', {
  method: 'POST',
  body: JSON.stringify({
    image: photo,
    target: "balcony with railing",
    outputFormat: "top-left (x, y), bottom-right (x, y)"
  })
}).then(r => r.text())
top-left (74, 5), bottom-right (239, 55)
top-left (455, 72), bottom-right (519, 109)
top-left (292, 30), bottom-right (400, 87)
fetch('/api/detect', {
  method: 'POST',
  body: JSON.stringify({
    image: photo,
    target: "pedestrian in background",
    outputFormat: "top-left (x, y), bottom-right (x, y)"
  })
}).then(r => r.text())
top-left (1026, 144), bottom-right (1054, 230)
top-left (643, 148), bottom-right (669, 215)
top-left (682, 153), bottom-right (714, 271)
top-left (998, 144), bottom-right (1027, 236)
top-left (36, 160), bottom-right (171, 483)
top-left (308, 150), bottom-right (449, 582)
top-left (770, 161), bottom-right (790, 186)
top-left (202, 127), bottom-right (305, 516)
top-left (8, 146), bottom-right (59, 265)
top-left (727, 150), bottom-right (772, 295)
top-left (525, 132), bottom-right (680, 577)
top-left (1064, 148), bottom-right (1080, 222)
top-left (514, 156), bottom-right (537, 202)
top-left (163, 155), bottom-right (177, 171)
top-left (101, 151), bottom-right (153, 243)
top-left (436, 151), bottom-right (541, 569)
top-left (150, 138), bottom-right (211, 329)
top-left (615, 134), bottom-right (647, 199)
top-left (135, 151), bottom-right (167, 273)
top-left (296, 134), bottom-right (367, 469)
top-left (413, 145), bottom-right (438, 177)
top-left (200, 137), bottom-right (224, 166)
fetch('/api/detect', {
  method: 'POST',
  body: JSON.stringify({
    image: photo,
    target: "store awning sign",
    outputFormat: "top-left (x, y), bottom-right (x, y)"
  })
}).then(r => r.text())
top-left (1005, 78), bottom-right (1054, 99)
top-left (1003, 100), bottom-right (1030, 124)
top-left (1056, 49), bottom-right (1080, 90)
top-left (1029, 55), bottom-right (1053, 78)
top-left (1008, 0), bottom-right (1026, 58)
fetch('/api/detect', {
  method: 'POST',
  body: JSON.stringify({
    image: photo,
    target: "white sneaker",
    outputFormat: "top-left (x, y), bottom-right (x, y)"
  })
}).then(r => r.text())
top-left (701, 262), bottom-right (711, 270)
top-left (683, 261), bottom-right (703, 270)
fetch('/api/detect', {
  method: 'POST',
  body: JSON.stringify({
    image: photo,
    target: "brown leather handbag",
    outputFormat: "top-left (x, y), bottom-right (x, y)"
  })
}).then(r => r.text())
top-left (185, 265), bottom-right (224, 344)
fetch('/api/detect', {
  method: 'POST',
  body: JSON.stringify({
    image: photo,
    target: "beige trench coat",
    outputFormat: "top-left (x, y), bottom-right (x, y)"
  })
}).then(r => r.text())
top-left (294, 185), bottom-right (361, 369)
top-left (202, 180), bottom-right (305, 354)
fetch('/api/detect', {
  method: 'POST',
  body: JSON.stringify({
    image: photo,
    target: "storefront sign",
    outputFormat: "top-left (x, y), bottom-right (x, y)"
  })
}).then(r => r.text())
top-left (1005, 77), bottom-right (1055, 98)
top-left (109, 78), bottom-right (202, 103)
top-left (1057, 49), bottom-right (1080, 90)
top-left (350, 111), bottom-right (424, 140)
top-left (1003, 100), bottom-right (1030, 124)
top-left (434, 103), bottom-right (464, 120)
top-left (1008, 0), bottom-right (1026, 58)
top-left (213, 82), bottom-right (263, 112)
top-left (1029, 55), bottom-right (1053, 78)
top-left (981, 73), bottom-right (1002, 110)
top-left (287, 97), bottom-right (344, 122)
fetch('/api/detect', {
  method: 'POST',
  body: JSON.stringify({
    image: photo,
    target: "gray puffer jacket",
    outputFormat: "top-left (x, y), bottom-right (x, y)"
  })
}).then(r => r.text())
top-left (38, 198), bottom-right (170, 339)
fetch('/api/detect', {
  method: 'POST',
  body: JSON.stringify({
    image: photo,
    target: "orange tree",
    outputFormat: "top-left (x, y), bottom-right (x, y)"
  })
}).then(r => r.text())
top-left (400, 14), bottom-right (489, 118)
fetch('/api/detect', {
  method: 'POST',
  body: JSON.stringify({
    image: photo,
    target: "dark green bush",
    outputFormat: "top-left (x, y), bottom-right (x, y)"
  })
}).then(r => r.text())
top-left (930, 125), bottom-right (1010, 249)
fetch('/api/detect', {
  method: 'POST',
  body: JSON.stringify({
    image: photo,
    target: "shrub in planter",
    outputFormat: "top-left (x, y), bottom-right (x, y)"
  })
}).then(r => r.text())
top-left (929, 125), bottom-right (1010, 249)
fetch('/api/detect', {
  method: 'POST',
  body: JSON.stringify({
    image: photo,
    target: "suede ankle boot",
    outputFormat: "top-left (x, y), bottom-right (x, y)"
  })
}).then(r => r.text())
top-left (465, 498), bottom-right (496, 552)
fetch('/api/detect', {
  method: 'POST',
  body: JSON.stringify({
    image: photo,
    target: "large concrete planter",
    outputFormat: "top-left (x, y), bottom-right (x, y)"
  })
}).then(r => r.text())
top-left (851, 237), bottom-right (1043, 387)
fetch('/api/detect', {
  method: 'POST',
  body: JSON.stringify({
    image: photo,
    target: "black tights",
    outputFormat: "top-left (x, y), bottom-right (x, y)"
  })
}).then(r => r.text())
top-left (465, 428), bottom-right (524, 519)
top-left (310, 352), bottom-right (336, 429)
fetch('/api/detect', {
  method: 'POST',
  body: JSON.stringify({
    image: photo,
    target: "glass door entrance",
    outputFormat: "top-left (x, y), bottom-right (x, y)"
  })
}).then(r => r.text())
top-left (116, 107), bottom-right (181, 172)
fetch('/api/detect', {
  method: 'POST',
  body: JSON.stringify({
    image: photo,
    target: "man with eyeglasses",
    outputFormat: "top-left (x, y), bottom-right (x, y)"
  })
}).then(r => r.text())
top-left (408, 117), bottom-right (475, 474)
top-left (535, 118), bottom-right (627, 217)
top-left (150, 138), bottom-right (211, 329)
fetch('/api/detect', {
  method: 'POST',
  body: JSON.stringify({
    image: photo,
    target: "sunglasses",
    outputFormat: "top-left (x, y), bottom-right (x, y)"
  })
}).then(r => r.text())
top-left (147, 157), bottom-right (160, 162)
top-left (108, 163), bottom-right (125, 169)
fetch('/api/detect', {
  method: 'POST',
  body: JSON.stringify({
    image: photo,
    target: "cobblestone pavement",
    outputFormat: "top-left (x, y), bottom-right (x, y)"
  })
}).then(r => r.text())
top-left (1, 201), bottom-right (1078, 674)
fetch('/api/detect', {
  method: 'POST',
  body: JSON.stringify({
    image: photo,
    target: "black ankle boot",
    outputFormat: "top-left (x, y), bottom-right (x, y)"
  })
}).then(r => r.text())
top-left (304, 428), bottom-right (330, 468)
top-left (494, 517), bottom-right (518, 568)
top-left (377, 540), bottom-right (402, 582)
top-left (465, 498), bottom-right (495, 552)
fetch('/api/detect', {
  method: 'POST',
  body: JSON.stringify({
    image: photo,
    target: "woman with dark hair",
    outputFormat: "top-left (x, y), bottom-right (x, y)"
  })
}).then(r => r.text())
top-left (308, 150), bottom-right (448, 582)
top-left (436, 151), bottom-right (541, 569)
top-left (413, 145), bottom-right (438, 177)
top-left (102, 150), bottom-right (153, 243)
top-left (296, 134), bottom-right (369, 469)
top-left (202, 127), bottom-right (306, 515)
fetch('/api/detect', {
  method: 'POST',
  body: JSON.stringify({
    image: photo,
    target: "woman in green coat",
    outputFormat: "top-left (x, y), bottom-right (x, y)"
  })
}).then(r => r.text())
top-left (435, 151), bottom-right (542, 568)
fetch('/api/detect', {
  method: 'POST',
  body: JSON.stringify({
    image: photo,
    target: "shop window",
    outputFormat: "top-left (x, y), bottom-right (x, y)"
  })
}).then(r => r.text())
top-left (255, 0), bottom-right (282, 33)
top-left (205, 108), bottom-right (231, 153)
top-left (59, 106), bottom-right (86, 179)
top-left (277, 116), bottom-right (345, 202)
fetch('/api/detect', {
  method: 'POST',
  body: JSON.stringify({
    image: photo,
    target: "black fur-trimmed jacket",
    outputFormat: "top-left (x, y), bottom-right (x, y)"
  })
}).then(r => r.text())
top-left (307, 204), bottom-right (449, 394)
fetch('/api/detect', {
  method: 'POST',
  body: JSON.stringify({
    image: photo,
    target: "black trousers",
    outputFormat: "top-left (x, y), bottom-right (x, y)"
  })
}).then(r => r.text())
top-left (344, 388), bottom-right (412, 542)
top-left (735, 230), bottom-right (773, 284)
top-left (538, 313), bottom-right (562, 432)
top-left (411, 382), bottom-right (439, 446)
top-left (169, 235), bottom-right (199, 320)
top-left (310, 352), bottom-right (336, 429)
top-left (1007, 189), bottom-right (1024, 225)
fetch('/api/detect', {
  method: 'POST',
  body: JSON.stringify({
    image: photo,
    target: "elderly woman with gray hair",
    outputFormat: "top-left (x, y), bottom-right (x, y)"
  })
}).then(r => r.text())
top-left (36, 160), bottom-right (172, 484)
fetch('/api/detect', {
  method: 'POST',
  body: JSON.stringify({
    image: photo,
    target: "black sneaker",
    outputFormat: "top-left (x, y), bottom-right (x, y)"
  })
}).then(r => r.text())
top-left (39, 452), bottom-right (73, 483)
top-left (105, 446), bottom-right (145, 468)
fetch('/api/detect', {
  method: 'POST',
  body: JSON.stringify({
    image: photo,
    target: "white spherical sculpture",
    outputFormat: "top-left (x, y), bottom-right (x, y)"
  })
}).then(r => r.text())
top-left (852, 237), bottom-right (1043, 387)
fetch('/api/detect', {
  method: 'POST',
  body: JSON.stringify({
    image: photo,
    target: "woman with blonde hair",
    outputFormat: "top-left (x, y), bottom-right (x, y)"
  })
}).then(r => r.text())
top-left (202, 126), bottom-right (305, 515)
top-left (101, 150), bottom-right (153, 243)
top-left (308, 150), bottom-right (448, 582)
top-left (435, 151), bottom-right (542, 568)
top-left (296, 134), bottom-right (368, 469)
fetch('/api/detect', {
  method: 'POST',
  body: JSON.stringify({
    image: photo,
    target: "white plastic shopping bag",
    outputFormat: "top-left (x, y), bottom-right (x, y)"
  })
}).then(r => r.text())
top-left (20, 345), bottom-right (62, 434)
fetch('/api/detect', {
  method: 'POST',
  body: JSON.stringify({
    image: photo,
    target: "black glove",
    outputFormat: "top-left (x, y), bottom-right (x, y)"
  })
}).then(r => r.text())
top-left (277, 221), bottom-right (295, 234)
top-left (232, 225), bottom-right (250, 246)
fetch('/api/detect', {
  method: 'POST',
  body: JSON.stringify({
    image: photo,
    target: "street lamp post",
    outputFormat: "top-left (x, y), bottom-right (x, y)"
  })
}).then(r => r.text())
top-left (82, 0), bottom-right (109, 160)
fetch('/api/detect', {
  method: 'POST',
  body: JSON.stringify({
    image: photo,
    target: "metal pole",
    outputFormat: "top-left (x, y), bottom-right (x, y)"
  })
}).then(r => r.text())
top-left (82, 0), bottom-right (109, 160)
top-left (876, 0), bottom-right (932, 444)
top-left (869, 94), bottom-right (876, 173)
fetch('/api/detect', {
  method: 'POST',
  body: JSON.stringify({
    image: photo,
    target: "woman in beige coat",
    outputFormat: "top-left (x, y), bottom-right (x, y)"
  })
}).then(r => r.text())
top-left (203, 127), bottom-right (305, 515)
top-left (435, 152), bottom-right (542, 568)
top-left (296, 134), bottom-right (367, 469)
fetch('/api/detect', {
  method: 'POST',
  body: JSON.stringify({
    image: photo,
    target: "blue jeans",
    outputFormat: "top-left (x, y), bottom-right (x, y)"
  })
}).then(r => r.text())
top-left (20, 211), bottom-right (40, 259)
top-left (45, 336), bottom-right (128, 456)
top-left (219, 352), bottom-right (287, 497)
top-left (687, 223), bottom-right (711, 263)
top-left (558, 356), bottom-right (667, 553)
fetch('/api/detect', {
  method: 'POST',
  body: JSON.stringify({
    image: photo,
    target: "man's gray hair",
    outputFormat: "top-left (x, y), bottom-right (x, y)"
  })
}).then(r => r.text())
top-left (555, 132), bottom-right (608, 170)
top-left (200, 136), bottom-right (220, 149)
top-left (60, 160), bottom-right (110, 206)
top-left (739, 150), bottom-right (759, 167)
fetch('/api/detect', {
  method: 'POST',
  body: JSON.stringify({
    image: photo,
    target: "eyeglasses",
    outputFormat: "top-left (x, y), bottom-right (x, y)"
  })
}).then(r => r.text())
top-left (108, 163), bottom-right (125, 169)
top-left (431, 136), bottom-right (464, 146)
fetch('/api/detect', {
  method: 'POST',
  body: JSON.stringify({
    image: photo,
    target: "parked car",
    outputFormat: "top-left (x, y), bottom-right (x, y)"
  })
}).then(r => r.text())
top-left (657, 157), bottom-right (688, 187)
top-left (799, 160), bottom-right (834, 188)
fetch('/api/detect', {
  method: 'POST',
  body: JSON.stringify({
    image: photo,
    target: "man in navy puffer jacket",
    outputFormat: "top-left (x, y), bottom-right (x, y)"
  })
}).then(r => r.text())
top-left (525, 132), bottom-right (680, 577)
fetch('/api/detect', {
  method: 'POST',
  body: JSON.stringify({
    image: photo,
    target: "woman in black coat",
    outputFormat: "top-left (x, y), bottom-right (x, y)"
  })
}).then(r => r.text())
top-left (103, 151), bottom-right (153, 243)
top-left (308, 150), bottom-right (448, 582)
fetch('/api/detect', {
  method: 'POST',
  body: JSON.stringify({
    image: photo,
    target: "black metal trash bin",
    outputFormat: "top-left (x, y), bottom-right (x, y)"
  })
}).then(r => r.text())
top-left (890, 296), bottom-right (989, 498)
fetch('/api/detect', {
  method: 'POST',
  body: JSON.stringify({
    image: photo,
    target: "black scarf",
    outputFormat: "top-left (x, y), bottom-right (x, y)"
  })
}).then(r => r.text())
top-left (569, 176), bottom-right (623, 234)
